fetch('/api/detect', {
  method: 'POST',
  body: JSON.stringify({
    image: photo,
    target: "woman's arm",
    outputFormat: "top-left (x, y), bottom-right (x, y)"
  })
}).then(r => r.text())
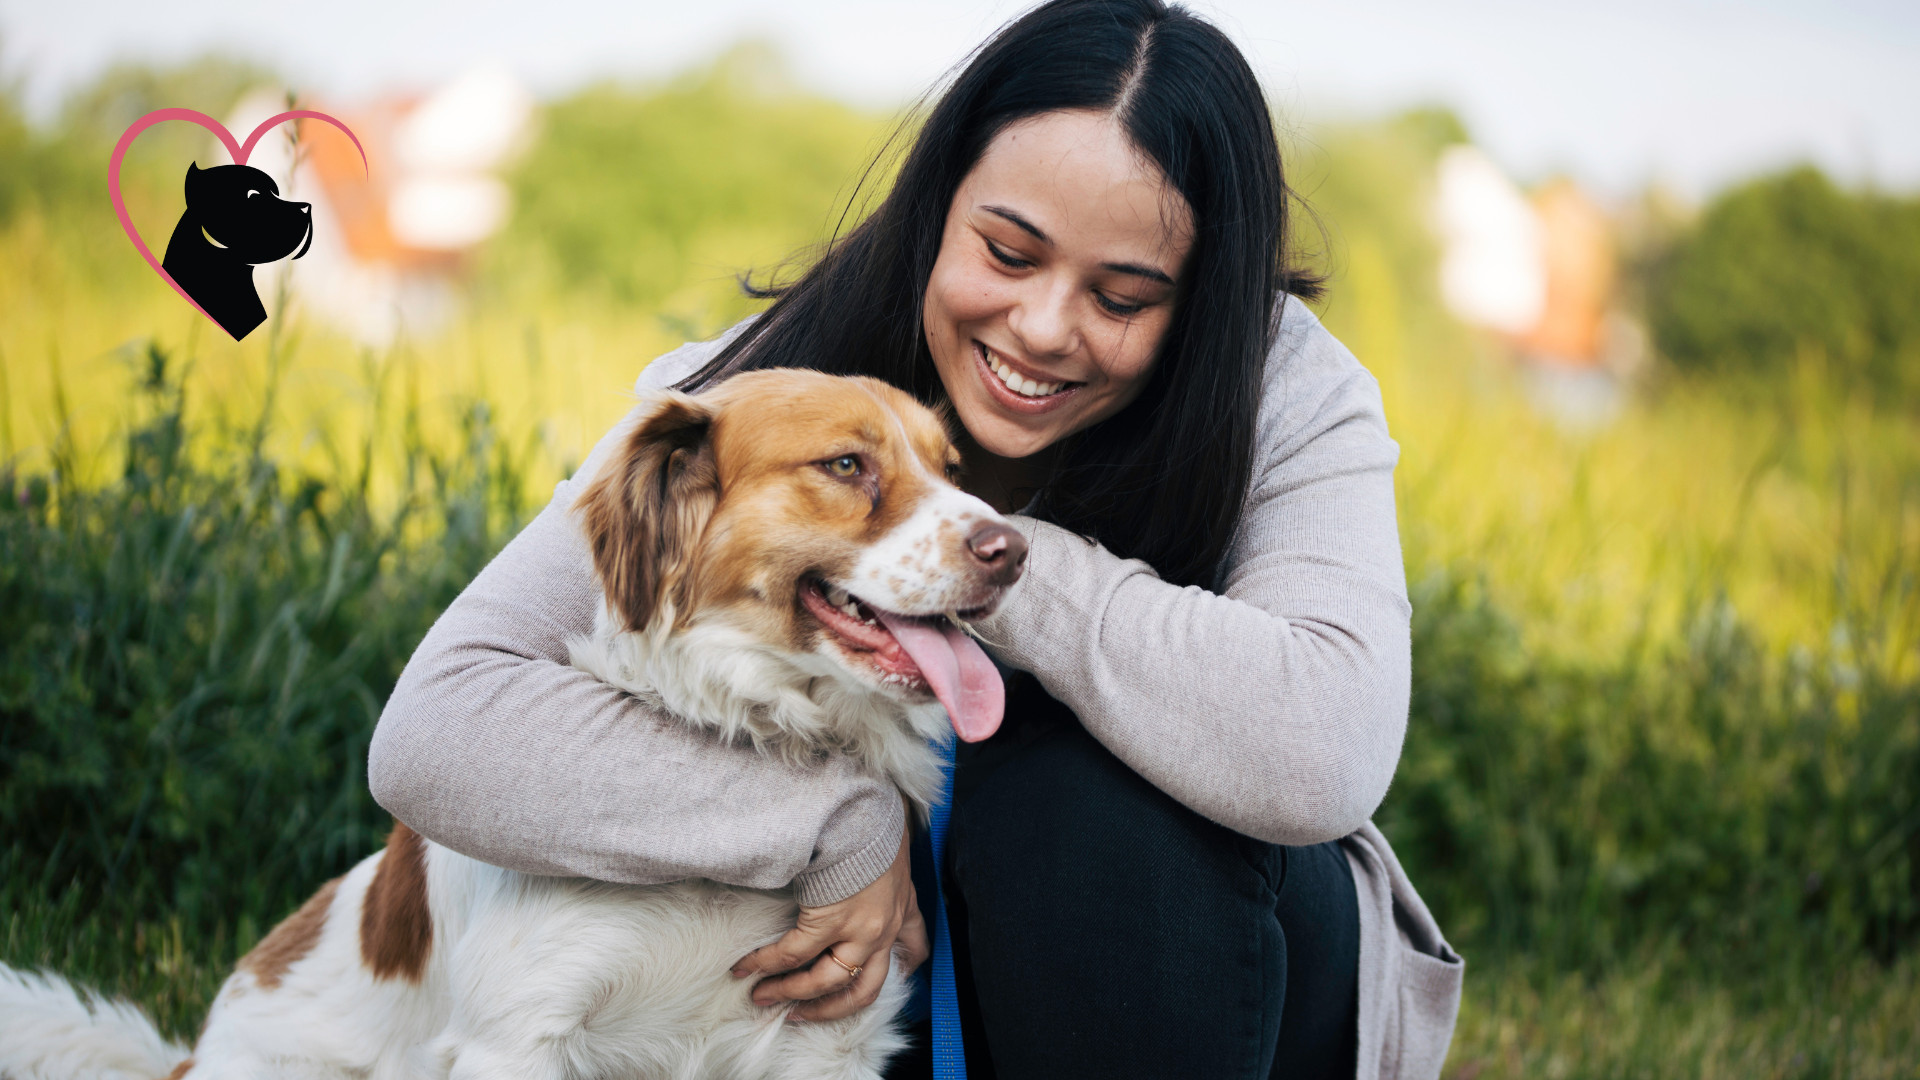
top-left (367, 342), bottom-right (904, 907)
top-left (974, 302), bottom-right (1411, 847)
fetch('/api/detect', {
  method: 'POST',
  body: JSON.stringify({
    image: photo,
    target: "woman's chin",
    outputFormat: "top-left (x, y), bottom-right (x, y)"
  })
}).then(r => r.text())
top-left (961, 410), bottom-right (1063, 460)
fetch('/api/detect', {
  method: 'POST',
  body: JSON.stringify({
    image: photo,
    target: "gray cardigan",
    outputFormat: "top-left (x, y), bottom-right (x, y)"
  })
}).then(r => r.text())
top-left (368, 298), bottom-right (1463, 1079)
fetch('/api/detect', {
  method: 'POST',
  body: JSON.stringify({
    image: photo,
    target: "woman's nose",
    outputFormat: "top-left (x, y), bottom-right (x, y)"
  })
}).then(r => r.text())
top-left (1007, 277), bottom-right (1080, 357)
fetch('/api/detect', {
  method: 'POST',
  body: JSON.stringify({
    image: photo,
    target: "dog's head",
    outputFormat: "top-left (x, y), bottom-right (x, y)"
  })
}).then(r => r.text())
top-left (183, 163), bottom-right (314, 265)
top-left (575, 369), bottom-right (1026, 749)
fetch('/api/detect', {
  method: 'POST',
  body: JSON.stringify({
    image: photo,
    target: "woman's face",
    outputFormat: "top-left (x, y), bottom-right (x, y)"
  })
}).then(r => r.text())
top-left (923, 109), bottom-right (1195, 460)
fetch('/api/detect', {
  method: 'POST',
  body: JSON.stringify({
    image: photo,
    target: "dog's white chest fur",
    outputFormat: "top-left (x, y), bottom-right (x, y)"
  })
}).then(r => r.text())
top-left (569, 602), bottom-right (952, 814)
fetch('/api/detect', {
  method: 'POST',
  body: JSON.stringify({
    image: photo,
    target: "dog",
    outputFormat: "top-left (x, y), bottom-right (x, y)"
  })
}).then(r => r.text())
top-left (161, 162), bottom-right (314, 341)
top-left (0, 369), bottom-right (1026, 1079)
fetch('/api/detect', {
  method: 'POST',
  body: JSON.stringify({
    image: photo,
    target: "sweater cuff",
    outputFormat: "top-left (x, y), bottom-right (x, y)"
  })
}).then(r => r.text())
top-left (977, 516), bottom-right (1142, 674)
top-left (792, 786), bottom-right (906, 906)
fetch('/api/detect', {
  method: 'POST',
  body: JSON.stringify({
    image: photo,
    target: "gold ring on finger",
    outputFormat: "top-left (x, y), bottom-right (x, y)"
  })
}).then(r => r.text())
top-left (824, 950), bottom-right (862, 979)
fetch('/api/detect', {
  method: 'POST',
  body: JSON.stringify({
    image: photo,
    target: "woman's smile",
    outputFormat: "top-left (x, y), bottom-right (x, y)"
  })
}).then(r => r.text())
top-left (972, 339), bottom-right (1083, 413)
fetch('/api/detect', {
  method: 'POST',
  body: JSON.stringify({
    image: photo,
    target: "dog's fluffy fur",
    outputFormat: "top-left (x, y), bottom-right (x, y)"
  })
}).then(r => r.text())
top-left (0, 370), bottom-right (1024, 1080)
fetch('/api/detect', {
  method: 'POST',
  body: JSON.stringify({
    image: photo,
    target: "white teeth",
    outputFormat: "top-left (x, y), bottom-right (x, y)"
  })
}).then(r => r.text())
top-left (822, 583), bottom-right (866, 621)
top-left (984, 349), bottom-right (1064, 398)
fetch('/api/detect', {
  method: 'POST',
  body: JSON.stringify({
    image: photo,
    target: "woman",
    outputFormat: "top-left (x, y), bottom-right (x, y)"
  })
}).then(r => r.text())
top-left (369, 1), bottom-right (1462, 1077)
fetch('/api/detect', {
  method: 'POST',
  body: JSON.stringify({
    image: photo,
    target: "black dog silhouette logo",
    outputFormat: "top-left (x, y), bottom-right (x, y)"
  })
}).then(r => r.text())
top-left (109, 107), bottom-right (365, 342)
top-left (163, 164), bottom-right (315, 340)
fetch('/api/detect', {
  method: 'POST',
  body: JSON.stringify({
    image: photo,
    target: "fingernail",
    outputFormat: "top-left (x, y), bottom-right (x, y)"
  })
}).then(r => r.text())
top-left (731, 967), bottom-right (750, 978)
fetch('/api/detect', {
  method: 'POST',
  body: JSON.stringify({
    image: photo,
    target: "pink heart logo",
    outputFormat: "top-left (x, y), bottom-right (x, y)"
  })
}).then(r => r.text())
top-left (109, 107), bottom-right (368, 338)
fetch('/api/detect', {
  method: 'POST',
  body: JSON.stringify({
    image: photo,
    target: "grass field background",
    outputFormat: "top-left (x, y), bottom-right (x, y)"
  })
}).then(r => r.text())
top-left (3, 51), bottom-right (1916, 1077)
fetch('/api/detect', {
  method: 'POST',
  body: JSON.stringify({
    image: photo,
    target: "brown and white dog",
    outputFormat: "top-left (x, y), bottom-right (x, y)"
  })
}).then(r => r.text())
top-left (0, 369), bottom-right (1026, 1080)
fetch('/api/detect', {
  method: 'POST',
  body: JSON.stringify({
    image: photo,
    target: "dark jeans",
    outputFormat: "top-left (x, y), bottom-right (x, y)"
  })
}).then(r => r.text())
top-left (887, 680), bottom-right (1360, 1080)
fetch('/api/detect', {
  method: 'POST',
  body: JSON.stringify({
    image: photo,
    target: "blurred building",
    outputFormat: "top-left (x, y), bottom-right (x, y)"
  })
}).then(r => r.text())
top-left (1435, 144), bottom-right (1545, 338)
top-left (1433, 144), bottom-right (1642, 426)
top-left (212, 67), bottom-right (533, 346)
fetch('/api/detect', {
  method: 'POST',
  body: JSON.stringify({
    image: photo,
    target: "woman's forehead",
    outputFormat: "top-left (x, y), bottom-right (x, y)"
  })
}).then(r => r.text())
top-left (963, 109), bottom-right (1194, 272)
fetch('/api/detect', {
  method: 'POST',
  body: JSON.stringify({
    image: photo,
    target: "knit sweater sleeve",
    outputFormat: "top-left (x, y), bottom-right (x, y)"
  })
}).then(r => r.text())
top-left (366, 338), bottom-right (905, 907)
top-left (972, 300), bottom-right (1412, 846)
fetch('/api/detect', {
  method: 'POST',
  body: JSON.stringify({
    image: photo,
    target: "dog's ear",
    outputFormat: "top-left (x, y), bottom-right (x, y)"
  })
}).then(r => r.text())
top-left (575, 391), bottom-right (720, 633)
top-left (184, 162), bottom-right (204, 203)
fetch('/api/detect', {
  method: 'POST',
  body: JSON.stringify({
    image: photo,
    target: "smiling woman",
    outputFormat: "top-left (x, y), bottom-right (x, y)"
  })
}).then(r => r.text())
top-left (683, 1), bottom-right (1324, 592)
top-left (369, 2), bottom-right (1458, 1079)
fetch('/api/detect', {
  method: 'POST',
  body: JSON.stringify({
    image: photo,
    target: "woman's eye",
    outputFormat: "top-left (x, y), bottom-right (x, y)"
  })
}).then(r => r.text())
top-left (1096, 292), bottom-right (1147, 317)
top-left (984, 238), bottom-right (1032, 270)
top-left (825, 456), bottom-right (861, 477)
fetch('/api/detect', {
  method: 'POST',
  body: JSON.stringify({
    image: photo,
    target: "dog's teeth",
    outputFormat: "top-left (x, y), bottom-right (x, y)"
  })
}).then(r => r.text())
top-left (827, 585), bottom-right (850, 607)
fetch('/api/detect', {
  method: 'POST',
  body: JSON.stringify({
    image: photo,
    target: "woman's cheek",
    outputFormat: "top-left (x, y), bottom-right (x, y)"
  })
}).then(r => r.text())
top-left (1095, 317), bottom-right (1164, 387)
top-left (956, 261), bottom-right (1016, 320)
top-left (929, 258), bottom-right (992, 330)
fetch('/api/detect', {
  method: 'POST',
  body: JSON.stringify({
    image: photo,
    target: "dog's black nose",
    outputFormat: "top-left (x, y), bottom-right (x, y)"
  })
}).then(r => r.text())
top-left (966, 522), bottom-right (1027, 587)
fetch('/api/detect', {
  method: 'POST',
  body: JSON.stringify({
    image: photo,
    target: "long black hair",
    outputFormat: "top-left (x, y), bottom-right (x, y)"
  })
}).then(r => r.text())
top-left (681, 0), bottom-right (1322, 588)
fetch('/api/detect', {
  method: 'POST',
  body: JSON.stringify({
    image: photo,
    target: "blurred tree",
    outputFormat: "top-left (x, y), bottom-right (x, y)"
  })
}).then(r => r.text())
top-left (1390, 105), bottom-right (1471, 157)
top-left (0, 55), bottom-right (31, 224)
top-left (490, 43), bottom-right (887, 318)
top-left (58, 54), bottom-right (280, 154)
top-left (1649, 166), bottom-right (1920, 402)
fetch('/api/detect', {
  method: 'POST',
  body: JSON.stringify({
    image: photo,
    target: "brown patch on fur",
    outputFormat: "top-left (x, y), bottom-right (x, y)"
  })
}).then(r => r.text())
top-left (360, 821), bottom-right (433, 983)
top-left (238, 877), bottom-right (340, 990)
top-left (164, 1057), bottom-right (195, 1078)
top-left (576, 393), bottom-right (720, 632)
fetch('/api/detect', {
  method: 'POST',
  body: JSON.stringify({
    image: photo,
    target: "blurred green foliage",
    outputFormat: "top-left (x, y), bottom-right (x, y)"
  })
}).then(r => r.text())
top-left (0, 53), bottom-right (276, 218)
top-left (1386, 571), bottom-right (1919, 970)
top-left (1649, 166), bottom-right (1920, 401)
top-left (489, 42), bottom-right (890, 315)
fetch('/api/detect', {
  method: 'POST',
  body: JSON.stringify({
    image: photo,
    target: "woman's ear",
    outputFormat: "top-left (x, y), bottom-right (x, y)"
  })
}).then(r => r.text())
top-left (575, 391), bottom-right (720, 632)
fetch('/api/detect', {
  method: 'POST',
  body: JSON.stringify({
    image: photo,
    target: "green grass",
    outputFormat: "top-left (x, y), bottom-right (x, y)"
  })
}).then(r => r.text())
top-left (1447, 952), bottom-right (1919, 1080)
top-left (1, 343), bottom-right (535, 1040)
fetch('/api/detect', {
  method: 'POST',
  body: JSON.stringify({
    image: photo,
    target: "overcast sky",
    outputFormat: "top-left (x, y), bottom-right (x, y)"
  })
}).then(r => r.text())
top-left (5, 0), bottom-right (1916, 199)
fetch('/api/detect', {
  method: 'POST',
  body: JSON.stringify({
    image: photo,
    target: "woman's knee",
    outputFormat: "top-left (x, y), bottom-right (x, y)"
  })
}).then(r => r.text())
top-left (947, 719), bottom-right (1288, 1077)
top-left (950, 718), bottom-right (1277, 931)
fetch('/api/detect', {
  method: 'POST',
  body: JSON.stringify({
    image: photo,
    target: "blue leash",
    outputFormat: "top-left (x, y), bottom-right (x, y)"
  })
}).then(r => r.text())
top-left (928, 736), bottom-right (966, 1080)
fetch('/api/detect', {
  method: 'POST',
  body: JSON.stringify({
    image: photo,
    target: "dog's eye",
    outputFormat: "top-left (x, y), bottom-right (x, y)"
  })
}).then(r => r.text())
top-left (944, 462), bottom-right (963, 484)
top-left (824, 455), bottom-right (861, 478)
top-left (246, 189), bottom-right (260, 198)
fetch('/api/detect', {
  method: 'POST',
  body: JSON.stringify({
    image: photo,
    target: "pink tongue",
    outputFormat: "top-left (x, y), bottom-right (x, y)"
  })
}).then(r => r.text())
top-left (872, 612), bottom-right (1003, 742)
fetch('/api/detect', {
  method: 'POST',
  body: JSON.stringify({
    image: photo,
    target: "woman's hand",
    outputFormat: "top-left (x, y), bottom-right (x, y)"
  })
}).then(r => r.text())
top-left (731, 817), bottom-right (929, 1021)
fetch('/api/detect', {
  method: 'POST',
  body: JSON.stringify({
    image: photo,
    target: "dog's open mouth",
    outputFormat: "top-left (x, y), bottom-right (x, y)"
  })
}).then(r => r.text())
top-left (800, 576), bottom-right (1003, 741)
